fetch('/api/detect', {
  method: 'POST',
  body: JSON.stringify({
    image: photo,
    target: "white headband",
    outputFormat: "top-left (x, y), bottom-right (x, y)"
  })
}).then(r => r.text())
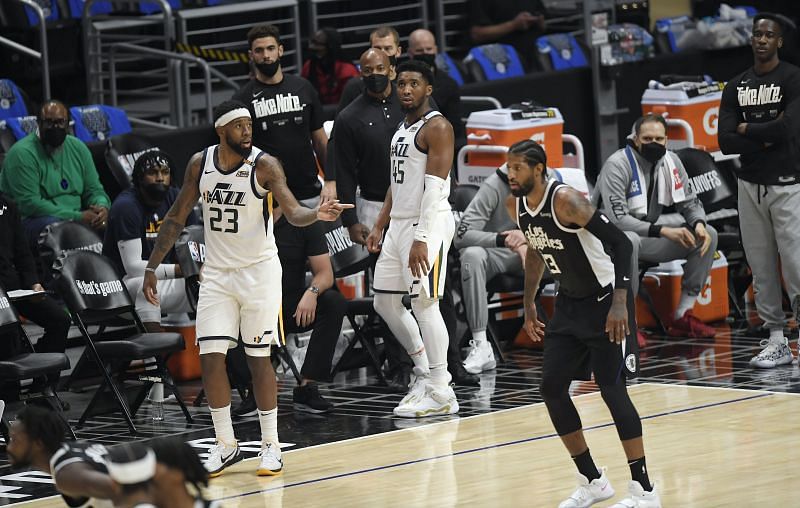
top-left (106, 449), bottom-right (157, 484)
top-left (214, 108), bottom-right (251, 128)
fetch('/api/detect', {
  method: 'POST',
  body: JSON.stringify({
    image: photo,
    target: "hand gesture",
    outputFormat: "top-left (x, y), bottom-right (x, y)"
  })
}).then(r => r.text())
top-left (349, 223), bottom-right (370, 246)
top-left (661, 226), bottom-right (696, 250)
top-left (501, 229), bottom-right (526, 250)
top-left (317, 200), bottom-right (354, 222)
top-left (604, 298), bottom-right (629, 344)
top-left (320, 181), bottom-right (337, 204)
top-left (524, 301), bottom-right (546, 342)
top-left (143, 270), bottom-right (160, 306)
top-left (694, 222), bottom-right (712, 257)
top-left (294, 291), bottom-right (318, 327)
top-left (408, 240), bottom-right (429, 278)
top-left (90, 205), bottom-right (108, 229)
top-left (367, 227), bottom-right (383, 253)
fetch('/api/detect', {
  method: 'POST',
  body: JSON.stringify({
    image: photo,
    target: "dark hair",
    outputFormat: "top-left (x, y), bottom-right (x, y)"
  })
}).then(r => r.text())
top-left (307, 27), bottom-right (344, 100)
top-left (396, 60), bottom-right (435, 86)
top-left (370, 25), bottom-right (400, 46)
top-left (131, 149), bottom-right (174, 187)
top-left (213, 100), bottom-right (249, 125)
top-left (508, 139), bottom-right (547, 176)
top-left (633, 113), bottom-right (667, 136)
top-left (106, 442), bottom-right (154, 495)
top-left (754, 12), bottom-right (785, 35)
top-left (15, 406), bottom-right (67, 455)
top-left (150, 437), bottom-right (209, 491)
top-left (247, 24), bottom-right (282, 48)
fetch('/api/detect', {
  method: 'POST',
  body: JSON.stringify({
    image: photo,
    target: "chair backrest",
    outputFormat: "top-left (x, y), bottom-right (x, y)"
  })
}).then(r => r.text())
top-left (38, 221), bottom-right (104, 272)
top-left (0, 285), bottom-right (21, 329)
top-left (321, 219), bottom-right (372, 278)
top-left (69, 105), bottom-right (132, 143)
top-left (104, 134), bottom-right (158, 192)
top-left (174, 225), bottom-right (205, 278)
top-left (436, 53), bottom-right (465, 86)
top-left (51, 250), bottom-right (133, 315)
top-left (675, 147), bottom-right (734, 213)
top-left (451, 184), bottom-right (479, 213)
top-left (0, 79), bottom-right (29, 120)
top-left (66, 0), bottom-right (112, 18)
top-left (536, 33), bottom-right (588, 71)
top-left (463, 44), bottom-right (525, 82)
top-left (1, 115), bottom-right (38, 142)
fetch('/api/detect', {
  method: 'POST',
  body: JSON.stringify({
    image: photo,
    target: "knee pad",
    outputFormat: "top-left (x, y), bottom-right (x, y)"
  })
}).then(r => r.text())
top-left (599, 382), bottom-right (642, 440)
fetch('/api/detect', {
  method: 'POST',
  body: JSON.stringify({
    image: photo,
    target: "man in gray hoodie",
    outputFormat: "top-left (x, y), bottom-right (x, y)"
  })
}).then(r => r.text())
top-left (454, 164), bottom-right (526, 373)
top-left (593, 113), bottom-right (718, 338)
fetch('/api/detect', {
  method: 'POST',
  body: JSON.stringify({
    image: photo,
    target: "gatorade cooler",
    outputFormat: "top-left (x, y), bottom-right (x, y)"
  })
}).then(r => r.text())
top-left (466, 107), bottom-right (564, 168)
top-left (165, 324), bottom-right (201, 381)
top-left (640, 84), bottom-right (724, 152)
top-left (637, 251), bottom-right (729, 328)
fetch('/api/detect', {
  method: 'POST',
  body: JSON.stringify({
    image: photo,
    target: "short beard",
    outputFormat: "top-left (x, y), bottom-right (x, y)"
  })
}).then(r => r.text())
top-left (510, 183), bottom-right (532, 197)
top-left (226, 134), bottom-right (250, 157)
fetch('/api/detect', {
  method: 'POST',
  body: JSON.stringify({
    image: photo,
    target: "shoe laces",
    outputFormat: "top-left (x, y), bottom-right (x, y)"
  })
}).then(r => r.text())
top-left (259, 442), bottom-right (278, 457)
top-left (756, 339), bottom-right (788, 356)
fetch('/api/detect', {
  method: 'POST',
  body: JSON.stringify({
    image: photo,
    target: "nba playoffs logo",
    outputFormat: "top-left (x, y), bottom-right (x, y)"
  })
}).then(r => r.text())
top-left (702, 106), bottom-right (719, 136)
top-left (188, 241), bottom-right (206, 263)
top-left (625, 354), bottom-right (637, 373)
top-left (80, 107), bottom-right (111, 140)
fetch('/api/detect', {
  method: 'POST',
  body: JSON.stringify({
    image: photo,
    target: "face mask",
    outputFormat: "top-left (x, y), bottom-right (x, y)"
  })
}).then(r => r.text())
top-left (388, 55), bottom-right (397, 67)
top-left (639, 142), bottom-right (666, 163)
top-left (255, 60), bottom-right (280, 77)
top-left (41, 127), bottom-right (67, 149)
top-left (413, 53), bottom-right (437, 70)
top-left (363, 73), bottom-right (389, 94)
top-left (142, 183), bottom-right (169, 203)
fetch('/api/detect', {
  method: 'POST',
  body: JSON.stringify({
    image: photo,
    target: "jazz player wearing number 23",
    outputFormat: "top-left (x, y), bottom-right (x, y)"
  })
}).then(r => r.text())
top-left (506, 140), bottom-right (661, 508)
top-left (143, 101), bottom-right (351, 478)
top-left (367, 60), bottom-right (458, 418)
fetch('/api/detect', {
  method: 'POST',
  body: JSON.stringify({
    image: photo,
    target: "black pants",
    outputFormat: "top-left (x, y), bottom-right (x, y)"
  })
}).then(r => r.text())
top-left (228, 288), bottom-right (347, 385)
top-left (0, 295), bottom-right (71, 359)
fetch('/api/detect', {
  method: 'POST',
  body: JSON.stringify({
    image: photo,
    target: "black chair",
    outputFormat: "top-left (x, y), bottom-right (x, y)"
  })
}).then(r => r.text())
top-left (0, 286), bottom-right (74, 441)
top-left (104, 134), bottom-right (157, 195)
top-left (38, 221), bottom-right (104, 276)
top-left (324, 220), bottom-right (387, 384)
top-left (51, 251), bottom-right (193, 434)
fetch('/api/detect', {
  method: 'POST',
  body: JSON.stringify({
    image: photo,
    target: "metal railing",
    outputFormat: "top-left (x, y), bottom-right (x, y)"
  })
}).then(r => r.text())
top-left (0, 0), bottom-right (50, 100)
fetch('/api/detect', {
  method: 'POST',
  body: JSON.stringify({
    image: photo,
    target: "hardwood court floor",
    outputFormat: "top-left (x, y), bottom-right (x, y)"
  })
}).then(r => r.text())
top-left (22, 383), bottom-right (798, 507)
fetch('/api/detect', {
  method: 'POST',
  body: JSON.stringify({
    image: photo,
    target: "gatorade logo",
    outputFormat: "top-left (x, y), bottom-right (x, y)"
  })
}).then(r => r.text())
top-left (697, 275), bottom-right (713, 306)
top-left (531, 132), bottom-right (545, 146)
top-left (703, 106), bottom-right (719, 136)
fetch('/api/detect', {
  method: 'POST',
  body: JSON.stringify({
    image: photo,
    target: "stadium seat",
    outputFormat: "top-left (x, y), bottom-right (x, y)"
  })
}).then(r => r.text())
top-left (0, 79), bottom-right (29, 120)
top-left (69, 104), bottom-right (132, 143)
top-left (536, 33), bottom-right (588, 71)
top-left (436, 52), bottom-right (466, 86)
top-left (66, 0), bottom-right (112, 18)
top-left (463, 44), bottom-right (525, 82)
top-left (38, 220), bottom-right (103, 276)
top-left (0, 115), bottom-right (38, 148)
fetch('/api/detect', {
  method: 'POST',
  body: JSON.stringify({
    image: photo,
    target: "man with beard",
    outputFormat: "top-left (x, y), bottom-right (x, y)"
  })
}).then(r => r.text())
top-left (506, 139), bottom-right (661, 508)
top-left (142, 100), bottom-right (350, 477)
top-left (366, 60), bottom-right (459, 417)
top-left (6, 405), bottom-right (114, 508)
top-left (0, 100), bottom-right (110, 251)
top-left (302, 27), bottom-right (359, 106)
top-left (233, 24), bottom-right (334, 205)
top-left (103, 150), bottom-right (198, 332)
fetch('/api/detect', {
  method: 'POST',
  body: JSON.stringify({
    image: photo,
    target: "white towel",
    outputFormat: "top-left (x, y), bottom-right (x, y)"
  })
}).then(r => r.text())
top-left (624, 145), bottom-right (686, 216)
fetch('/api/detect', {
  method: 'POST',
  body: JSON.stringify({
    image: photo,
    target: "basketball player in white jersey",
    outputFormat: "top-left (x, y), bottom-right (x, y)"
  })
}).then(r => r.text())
top-left (143, 100), bottom-right (350, 477)
top-left (366, 60), bottom-right (458, 417)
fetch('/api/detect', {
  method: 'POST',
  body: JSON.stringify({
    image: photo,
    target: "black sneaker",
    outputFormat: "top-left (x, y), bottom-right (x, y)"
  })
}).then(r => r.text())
top-left (232, 392), bottom-right (257, 419)
top-left (293, 384), bottom-right (333, 414)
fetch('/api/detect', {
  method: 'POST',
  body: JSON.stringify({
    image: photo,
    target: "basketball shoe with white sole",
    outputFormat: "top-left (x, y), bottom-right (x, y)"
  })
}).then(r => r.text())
top-left (393, 367), bottom-right (430, 416)
top-left (205, 442), bottom-right (242, 478)
top-left (394, 383), bottom-right (459, 418)
top-left (749, 338), bottom-right (794, 368)
top-left (607, 481), bottom-right (661, 508)
top-left (462, 339), bottom-right (497, 374)
top-left (558, 468), bottom-right (615, 508)
top-left (257, 442), bottom-right (283, 476)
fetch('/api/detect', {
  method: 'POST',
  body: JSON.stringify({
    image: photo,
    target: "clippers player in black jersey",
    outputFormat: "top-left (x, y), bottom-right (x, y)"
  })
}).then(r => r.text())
top-left (6, 406), bottom-right (114, 507)
top-left (505, 140), bottom-right (661, 508)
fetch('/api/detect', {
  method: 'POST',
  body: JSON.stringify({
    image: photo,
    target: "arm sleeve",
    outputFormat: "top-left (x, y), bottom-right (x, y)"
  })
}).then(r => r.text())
top-left (333, 119), bottom-right (360, 227)
top-left (583, 210), bottom-right (633, 290)
top-left (594, 155), bottom-right (653, 237)
top-left (77, 143), bottom-right (111, 209)
top-left (9, 200), bottom-right (39, 287)
top-left (118, 239), bottom-right (176, 280)
top-left (2, 147), bottom-right (83, 220)
top-left (718, 81), bottom-right (767, 155)
top-left (454, 182), bottom-right (505, 249)
top-left (672, 155), bottom-right (707, 226)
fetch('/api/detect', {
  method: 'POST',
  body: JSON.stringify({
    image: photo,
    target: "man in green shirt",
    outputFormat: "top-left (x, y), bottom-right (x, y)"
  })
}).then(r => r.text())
top-left (0, 100), bottom-right (110, 249)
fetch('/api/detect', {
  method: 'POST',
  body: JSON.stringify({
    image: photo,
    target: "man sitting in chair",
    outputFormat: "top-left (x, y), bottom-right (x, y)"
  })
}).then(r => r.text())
top-left (592, 113), bottom-right (717, 338)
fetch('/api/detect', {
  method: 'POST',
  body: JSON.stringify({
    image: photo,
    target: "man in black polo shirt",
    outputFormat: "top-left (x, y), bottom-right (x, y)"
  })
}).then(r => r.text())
top-left (233, 24), bottom-right (334, 204)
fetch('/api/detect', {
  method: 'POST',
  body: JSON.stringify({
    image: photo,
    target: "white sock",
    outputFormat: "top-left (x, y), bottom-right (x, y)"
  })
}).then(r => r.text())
top-left (471, 330), bottom-right (487, 345)
top-left (210, 404), bottom-right (236, 447)
top-left (769, 328), bottom-right (785, 343)
top-left (258, 408), bottom-right (279, 449)
top-left (674, 293), bottom-right (696, 320)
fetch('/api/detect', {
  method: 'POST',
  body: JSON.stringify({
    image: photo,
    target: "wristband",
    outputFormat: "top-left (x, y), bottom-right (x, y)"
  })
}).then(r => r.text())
top-left (145, 267), bottom-right (157, 273)
top-left (648, 224), bottom-right (662, 238)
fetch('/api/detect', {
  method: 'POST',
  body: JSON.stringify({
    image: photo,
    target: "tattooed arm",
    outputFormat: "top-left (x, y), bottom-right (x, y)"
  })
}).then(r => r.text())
top-left (142, 153), bottom-right (202, 306)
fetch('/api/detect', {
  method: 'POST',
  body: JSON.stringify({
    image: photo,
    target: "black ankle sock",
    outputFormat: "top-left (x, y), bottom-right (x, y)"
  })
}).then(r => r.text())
top-left (572, 449), bottom-right (600, 481)
top-left (628, 456), bottom-right (652, 491)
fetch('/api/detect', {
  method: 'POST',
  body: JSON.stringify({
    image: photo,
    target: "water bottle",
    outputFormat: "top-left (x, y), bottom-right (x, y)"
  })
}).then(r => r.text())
top-left (150, 382), bottom-right (164, 422)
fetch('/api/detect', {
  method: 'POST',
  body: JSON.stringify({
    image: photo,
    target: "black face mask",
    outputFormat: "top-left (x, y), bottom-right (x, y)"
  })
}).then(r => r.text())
top-left (255, 60), bottom-right (280, 77)
top-left (41, 127), bottom-right (67, 149)
top-left (639, 142), bottom-right (667, 164)
top-left (142, 183), bottom-right (169, 203)
top-left (388, 55), bottom-right (397, 67)
top-left (413, 53), bottom-right (437, 70)
top-left (363, 73), bottom-right (389, 94)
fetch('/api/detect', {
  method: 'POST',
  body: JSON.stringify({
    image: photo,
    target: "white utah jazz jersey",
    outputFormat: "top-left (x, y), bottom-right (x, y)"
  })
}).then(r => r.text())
top-left (389, 110), bottom-right (451, 220)
top-left (198, 145), bottom-right (277, 269)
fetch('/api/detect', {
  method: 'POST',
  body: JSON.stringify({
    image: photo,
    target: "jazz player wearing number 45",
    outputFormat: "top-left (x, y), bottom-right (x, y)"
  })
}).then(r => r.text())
top-left (367, 60), bottom-right (458, 418)
top-left (506, 140), bottom-right (661, 507)
top-left (143, 101), bottom-right (351, 477)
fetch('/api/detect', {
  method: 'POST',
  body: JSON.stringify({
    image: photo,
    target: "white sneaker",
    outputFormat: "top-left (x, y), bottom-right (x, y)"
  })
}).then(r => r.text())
top-left (463, 339), bottom-right (497, 374)
top-left (394, 367), bottom-right (430, 413)
top-left (394, 384), bottom-right (459, 418)
top-left (558, 468), bottom-right (615, 508)
top-left (257, 442), bottom-right (283, 476)
top-left (204, 441), bottom-right (242, 477)
top-left (608, 481), bottom-right (661, 508)
top-left (749, 338), bottom-right (794, 368)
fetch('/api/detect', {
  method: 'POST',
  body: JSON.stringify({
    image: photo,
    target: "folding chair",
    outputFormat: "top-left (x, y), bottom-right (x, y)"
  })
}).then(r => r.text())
top-left (0, 286), bottom-right (74, 440)
top-left (51, 251), bottom-right (193, 434)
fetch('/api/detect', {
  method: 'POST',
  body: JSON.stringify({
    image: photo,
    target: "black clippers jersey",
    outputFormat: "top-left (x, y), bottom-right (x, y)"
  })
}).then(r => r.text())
top-left (49, 442), bottom-right (112, 508)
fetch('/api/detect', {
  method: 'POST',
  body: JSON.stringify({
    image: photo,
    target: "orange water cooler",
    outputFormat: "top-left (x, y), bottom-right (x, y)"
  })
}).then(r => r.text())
top-left (640, 84), bottom-right (724, 152)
